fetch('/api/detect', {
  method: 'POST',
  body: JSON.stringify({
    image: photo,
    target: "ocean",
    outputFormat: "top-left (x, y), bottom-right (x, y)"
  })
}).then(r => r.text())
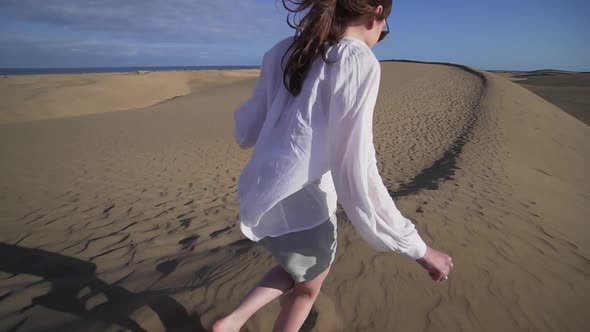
top-left (0, 65), bottom-right (259, 76)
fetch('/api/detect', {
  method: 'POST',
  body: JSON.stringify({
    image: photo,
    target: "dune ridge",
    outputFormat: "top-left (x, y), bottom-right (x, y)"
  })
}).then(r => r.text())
top-left (489, 69), bottom-right (590, 125)
top-left (0, 61), bottom-right (588, 331)
top-left (382, 60), bottom-right (488, 197)
top-left (0, 69), bottom-right (260, 125)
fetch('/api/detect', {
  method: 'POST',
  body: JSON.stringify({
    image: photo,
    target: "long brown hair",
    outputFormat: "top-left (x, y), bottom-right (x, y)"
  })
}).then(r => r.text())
top-left (280, 0), bottom-right (392, 96)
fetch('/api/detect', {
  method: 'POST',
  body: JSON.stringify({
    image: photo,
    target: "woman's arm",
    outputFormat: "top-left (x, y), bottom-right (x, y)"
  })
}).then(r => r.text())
top-left (233, 51), bottom-right (270, 149)
top-left (328, 50), bottom-right (427, 260)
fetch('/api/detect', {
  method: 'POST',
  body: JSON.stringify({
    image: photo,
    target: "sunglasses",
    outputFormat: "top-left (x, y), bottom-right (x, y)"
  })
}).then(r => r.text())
top-left (378, 18), bottom-right (390, 42)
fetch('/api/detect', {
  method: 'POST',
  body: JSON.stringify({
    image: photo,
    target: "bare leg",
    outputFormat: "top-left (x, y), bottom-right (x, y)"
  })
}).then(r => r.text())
top-left (272, 265), bottom-right (331, 332)
top-left (212, 264), bottom-right (294, 332)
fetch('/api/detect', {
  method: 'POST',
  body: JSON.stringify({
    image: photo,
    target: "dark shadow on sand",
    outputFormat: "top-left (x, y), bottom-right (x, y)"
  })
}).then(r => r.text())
top-left (381, 59), bottom-right (488, 197)
top-left (0, 242), bottom-right (205, 332)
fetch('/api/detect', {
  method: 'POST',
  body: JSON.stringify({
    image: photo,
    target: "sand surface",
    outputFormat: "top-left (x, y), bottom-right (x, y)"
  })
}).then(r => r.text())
top-left (491, 70), bottom-right (590, 126)
top-left (0, 69), bottom-right (259, 125)
top-left (0, 63), bottom-right (589, 332)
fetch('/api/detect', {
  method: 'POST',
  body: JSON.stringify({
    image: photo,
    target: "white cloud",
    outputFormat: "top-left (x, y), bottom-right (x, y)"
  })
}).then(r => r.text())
top-left (0, 0), bottom-right (288, 43)
top-left (0, 0), bottom-right (294, 65)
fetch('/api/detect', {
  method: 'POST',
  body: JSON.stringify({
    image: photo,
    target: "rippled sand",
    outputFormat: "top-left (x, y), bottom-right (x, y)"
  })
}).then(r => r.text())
top-left (0, 63), bottom-right (588, 332)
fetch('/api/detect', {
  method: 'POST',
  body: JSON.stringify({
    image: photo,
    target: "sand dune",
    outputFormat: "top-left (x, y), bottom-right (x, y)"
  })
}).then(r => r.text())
top-left (0, 69), bottom-right (259, 125)
top-left (490, 70), bottom-right (590, 125)
top-left (0, 62), bottom-right (589, 332)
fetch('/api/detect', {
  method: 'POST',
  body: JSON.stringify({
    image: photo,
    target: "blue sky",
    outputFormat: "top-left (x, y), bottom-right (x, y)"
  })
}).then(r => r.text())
top-left (0, 0), bottom-right (588, 71)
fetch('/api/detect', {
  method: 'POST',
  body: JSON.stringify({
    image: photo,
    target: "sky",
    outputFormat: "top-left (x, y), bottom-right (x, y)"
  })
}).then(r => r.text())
top-left (0, 0), bottom-right (588, 71)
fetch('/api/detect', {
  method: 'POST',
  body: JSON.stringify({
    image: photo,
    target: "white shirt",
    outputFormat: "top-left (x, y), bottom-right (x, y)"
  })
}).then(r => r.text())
top-left (233, 35), bottom-right (427, 260)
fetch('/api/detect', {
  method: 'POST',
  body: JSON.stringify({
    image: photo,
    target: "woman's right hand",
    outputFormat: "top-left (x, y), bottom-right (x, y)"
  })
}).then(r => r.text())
top-left (415, 246), bottom-right (453, 282)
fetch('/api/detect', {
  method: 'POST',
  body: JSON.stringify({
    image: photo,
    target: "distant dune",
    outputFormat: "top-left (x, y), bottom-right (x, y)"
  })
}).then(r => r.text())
top-left (489, 69), bottom-right (590, 125)
top-left (0, 62), bottom-right (588, 331)
top-left (0, 69), bottom-right (260, 125)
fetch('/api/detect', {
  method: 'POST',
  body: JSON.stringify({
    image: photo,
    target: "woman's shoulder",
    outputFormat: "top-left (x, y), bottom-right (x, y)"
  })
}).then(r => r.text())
top-left (327, 37), bottom-right (379, 75)
top-left (345, 38), bottom-right (378, 63)
top-left (264, 35), bottom-right (378, 74)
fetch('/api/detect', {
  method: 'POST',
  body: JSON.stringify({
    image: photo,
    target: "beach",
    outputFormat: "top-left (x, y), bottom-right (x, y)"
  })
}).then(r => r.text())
top-left (0, 63), bottom-right (588, 332)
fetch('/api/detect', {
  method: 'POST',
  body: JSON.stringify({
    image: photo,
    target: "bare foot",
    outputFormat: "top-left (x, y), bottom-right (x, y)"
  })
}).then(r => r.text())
top-left (212, 315), bottom-right (240, 332)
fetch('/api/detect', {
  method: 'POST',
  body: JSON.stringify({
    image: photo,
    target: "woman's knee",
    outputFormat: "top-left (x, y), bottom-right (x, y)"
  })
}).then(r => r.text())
top-left (293, 265), bottom-right (330, 298)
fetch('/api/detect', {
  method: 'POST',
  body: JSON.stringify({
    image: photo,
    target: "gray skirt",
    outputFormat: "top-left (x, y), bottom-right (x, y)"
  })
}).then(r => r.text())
top-left (259, 213), bottom-right (338, 283)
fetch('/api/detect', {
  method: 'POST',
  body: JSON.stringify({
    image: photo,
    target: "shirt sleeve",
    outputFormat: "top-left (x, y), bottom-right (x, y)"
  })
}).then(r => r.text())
top-left (327, 50), bottom-right (428, 260)
top-left (233, 50), bottom-right (270, 149)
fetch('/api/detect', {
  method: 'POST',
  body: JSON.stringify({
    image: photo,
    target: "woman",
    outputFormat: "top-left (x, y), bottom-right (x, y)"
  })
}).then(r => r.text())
top-left (214, 1), bottom-right (453, 331)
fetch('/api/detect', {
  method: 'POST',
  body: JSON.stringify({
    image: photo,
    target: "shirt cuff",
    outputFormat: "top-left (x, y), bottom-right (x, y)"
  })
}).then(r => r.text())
top-left (404, 234), bottom-right (428, 260)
